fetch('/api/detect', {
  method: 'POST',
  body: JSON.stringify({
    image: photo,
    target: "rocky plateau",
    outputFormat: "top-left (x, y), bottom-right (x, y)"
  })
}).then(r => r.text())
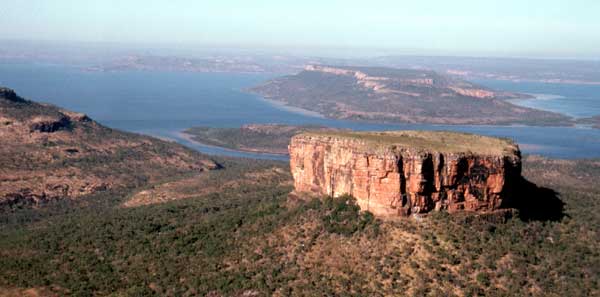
top-left (289, 130), bottom-right (523, 218)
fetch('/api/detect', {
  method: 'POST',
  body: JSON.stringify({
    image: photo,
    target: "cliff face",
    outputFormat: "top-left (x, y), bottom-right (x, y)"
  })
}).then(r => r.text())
top-left (289, 131), bottom-right (522, 218)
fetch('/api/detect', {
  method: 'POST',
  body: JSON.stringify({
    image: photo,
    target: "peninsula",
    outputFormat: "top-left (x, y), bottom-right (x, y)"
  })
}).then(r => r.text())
top-left (251, 65), bottom-right (572, 126)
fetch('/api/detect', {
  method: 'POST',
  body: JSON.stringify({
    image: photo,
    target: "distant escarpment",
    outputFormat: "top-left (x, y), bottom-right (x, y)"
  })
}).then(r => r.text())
top-left (251, 65), bottom-right (571, 126)
top-left (289, 131), bottom-right (523, 218)
top-left (0, 87), bottom-right (218, 208)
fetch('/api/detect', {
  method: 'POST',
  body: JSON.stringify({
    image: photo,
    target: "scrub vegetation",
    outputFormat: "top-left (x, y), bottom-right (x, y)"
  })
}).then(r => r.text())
top-left (1, 156), bottom-right (598, 296)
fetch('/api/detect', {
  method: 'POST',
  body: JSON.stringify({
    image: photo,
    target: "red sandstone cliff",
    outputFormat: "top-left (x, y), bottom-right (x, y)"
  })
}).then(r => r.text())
top-left (289, 131), bottom-right (522, 218)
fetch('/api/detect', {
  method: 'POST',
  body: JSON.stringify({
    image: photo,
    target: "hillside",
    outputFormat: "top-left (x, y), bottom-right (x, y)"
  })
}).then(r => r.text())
top-left (0, 87), bottom-right (218, 208)
top-left (250, 65), bottom-right (572, 126)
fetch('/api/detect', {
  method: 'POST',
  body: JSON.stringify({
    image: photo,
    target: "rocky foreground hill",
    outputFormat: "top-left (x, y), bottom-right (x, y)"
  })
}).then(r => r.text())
top-left (251, 65), bottom-right (572, 126)
top-left (0, 87), bottom-right (218, 208)
top-left (289, 130), bottom-right (523, 218)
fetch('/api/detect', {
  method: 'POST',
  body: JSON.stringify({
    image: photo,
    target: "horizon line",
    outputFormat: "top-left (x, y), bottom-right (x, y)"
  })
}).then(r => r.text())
top-left (2, 38), bottom-right (599, 62)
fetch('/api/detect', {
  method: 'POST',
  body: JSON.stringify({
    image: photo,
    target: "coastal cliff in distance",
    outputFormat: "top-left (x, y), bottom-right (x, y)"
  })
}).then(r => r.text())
top-left (289, 130), bottom-right (522, 218)
top-left (251, 65), bottom-right (571, 126)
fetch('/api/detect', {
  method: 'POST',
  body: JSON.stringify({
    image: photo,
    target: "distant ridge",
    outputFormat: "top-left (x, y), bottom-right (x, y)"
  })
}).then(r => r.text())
top-left (251, 65), bottom-right (572, 126)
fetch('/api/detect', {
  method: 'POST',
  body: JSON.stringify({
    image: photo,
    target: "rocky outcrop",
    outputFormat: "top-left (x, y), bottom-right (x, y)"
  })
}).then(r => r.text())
top-left (27, 111), bottom-right (89, 133)
top-left (449, 87), bottom-right (495, 99)
top-left (2, 182), bottom-right (109, 207)
top-left (0, 87), bottom-right (25, 103)
top-left (289, 131), bottom-right (522, 218)
top-left (29, 115), bottom-right (73, 132)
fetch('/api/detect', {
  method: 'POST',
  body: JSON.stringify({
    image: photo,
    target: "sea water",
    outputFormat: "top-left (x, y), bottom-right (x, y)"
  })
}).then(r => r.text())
top-left (1, 62), bottom-right (599, 160)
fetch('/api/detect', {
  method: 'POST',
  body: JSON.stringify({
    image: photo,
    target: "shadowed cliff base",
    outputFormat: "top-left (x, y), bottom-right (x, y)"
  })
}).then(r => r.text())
top-left (510, 177), bottom-right (565, 222)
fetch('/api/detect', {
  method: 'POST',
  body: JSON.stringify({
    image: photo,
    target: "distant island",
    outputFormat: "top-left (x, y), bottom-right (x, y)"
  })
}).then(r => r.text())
top-left (183, 124), bottom-right (337, 155)
top-left (84, 54), bottom-right (313, 74)
top-left (372, 56), bottom-right (600, 86)
top-left (579, 115), bottom-right (600, 128)
top-left (250, 65), bottom-right (573, 126)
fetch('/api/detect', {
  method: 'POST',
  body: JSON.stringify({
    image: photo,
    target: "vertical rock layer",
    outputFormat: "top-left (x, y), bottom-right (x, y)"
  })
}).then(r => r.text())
top-left (289, 131), bottom-right (522, 218)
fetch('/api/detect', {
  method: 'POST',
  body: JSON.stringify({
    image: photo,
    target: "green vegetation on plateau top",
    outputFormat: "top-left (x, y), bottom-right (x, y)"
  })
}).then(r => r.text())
top-left (301, 130), bottom-right (519, 156)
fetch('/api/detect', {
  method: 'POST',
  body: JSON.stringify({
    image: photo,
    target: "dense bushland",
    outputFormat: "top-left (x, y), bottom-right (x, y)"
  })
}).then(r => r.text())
top-left (0, 157), bottom-right (598, 296)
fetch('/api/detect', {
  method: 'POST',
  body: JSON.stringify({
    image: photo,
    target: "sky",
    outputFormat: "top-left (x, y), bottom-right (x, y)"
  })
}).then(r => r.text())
top-left (1, 0), bottom-right (599, 58)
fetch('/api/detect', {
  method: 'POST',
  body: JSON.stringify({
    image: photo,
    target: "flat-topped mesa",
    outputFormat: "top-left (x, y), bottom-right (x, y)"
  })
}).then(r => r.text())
top-left (289, 131), bottom-right (522, 218)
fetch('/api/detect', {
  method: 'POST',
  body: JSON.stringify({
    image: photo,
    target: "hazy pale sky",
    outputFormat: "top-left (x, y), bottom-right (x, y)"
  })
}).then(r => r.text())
top-left (1, 0), bottom-right (599, 57)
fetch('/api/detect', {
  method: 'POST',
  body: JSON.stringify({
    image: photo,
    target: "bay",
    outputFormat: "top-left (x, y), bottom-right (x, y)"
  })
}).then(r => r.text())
top-left (1, 62), bottom-right (599, 159)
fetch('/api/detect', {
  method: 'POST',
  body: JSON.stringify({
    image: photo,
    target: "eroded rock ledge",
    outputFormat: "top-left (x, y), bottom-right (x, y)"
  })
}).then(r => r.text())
top-left (289, 131), bottom-right (522, 218)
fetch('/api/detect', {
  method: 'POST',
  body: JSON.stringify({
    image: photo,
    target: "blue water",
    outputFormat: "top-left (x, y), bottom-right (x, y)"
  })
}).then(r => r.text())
top-left (1, 62), bottom-right (599, 159)
top-left (473, 79), bottom-right (600, 118)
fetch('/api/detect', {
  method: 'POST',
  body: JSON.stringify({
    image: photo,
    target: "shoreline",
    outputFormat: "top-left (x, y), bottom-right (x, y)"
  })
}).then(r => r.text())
top-left (506, 93), bottom-right (585, 119)
top-left (250, 91), bottom-right (580, 128)
top-left (481, 77), bottom-right (600, 86)
top-left (255, 95), bottom-right (326, 119)
top-left (177, 131), bottom-right (290, 157)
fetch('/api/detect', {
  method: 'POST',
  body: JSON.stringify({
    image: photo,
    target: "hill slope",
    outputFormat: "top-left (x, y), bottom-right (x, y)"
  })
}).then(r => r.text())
top-left (0, 87), bottom-right (218, 208)
top-left (251, 65), bottom-right (572, 125)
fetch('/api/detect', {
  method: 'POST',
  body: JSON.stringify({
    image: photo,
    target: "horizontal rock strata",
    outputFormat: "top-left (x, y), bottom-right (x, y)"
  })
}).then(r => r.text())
top-left (289, 131), bottom-right (522, 218)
